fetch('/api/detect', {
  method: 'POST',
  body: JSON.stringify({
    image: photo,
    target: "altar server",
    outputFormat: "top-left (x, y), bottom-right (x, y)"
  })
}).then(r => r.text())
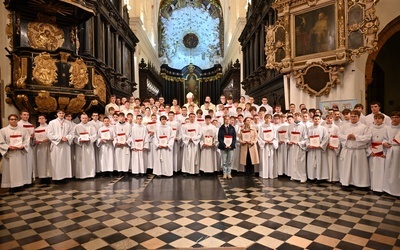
top-left (258, 114), bottom-right (278, 179)
top-left (181, 113), bottom-right (202, 176)
top-left (200, 115), bottom-right (219, 173)
top-left (129, 115), bottom-right (148, 175)
top-left (96, 117), bottom-right (115, 176)
top-left (153, 115), bottom-right (174, 177)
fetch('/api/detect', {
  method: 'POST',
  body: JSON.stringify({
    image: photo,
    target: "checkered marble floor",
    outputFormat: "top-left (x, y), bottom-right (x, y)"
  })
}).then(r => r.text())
top-left (1, 174), bottom-right (400, 250)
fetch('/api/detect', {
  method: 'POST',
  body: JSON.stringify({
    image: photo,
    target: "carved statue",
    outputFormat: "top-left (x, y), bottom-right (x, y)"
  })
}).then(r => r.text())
top-left (35, 91), bottom-right (57, 113)
top-left (27, 22), bottom-right (64, 51)
top-left (93, 74), bottom-right (107, 103)
top-left (66, 94), bottom-right (86, 114)
top-left (69, 58), bottom-right (88, 89)
top-left (32, 52), bottom-right (58, 86)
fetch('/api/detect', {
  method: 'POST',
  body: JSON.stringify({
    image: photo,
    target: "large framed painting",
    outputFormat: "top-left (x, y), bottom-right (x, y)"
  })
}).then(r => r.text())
top-left (294, 4), bottom-right (336, 57)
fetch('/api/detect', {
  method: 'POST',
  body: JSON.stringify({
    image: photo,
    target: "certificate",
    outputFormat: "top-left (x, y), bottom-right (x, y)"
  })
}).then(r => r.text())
top-left (394, 131), bottom-right (400, 144)
top-left (23, 124), bottom-right (35, 135)
top-left (101, 129), bottom-right (111, 140)
top-left (263, 130), bottom-right (273, 141)
top-left (187, 129), bottom-right (196, 138)
top-left (159, 135), bottom-right (168, 147)
top-left (204, 136), bottom-right (213, 146)
top-left (329, 135), bottom-right (339, 148)
top-left (241, 130), bottom-right (251, 142)
top-left (278, 131), bottom-right (286, 142)
top-left (371, 142), bottom-right (384, 156)
top-left (134, 139), bottom-right (144, 150)
top-left (290, 131), bottom-right (300, 144)
top-left (224, 135), bottom-right (233, 147)
top-left (10, 134), bottom-right (22, 147)
top-left (79, 132), bottom-right (89, 142)
top-left (147, 122), bottom-right (156, 133)
top-left (309, 135), bottom-right (320, 147)
top-left (171, 128), bottom-right (177, 138)
top-left (35, 129), bottom-right (47, 142)
top-left (117, 133), bottom-right (126, 144)
top-left (197, 119), bottom-right (205, 126)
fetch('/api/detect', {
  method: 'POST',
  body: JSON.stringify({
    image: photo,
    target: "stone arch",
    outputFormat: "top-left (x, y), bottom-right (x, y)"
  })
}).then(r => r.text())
top-left (365, 16), bottom-right (400, 85)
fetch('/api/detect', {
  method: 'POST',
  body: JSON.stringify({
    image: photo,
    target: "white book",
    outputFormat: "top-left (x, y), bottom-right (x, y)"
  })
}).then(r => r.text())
top-left (117, 133), bottom-right (126, 144)
top-left (10, 134), bottom-right (22, 147)
top-left (290, 131), bottom-right (300, 144)
top-left (187, 129), bottom-right (196, 138)
top-left (101, 129), bottom-right (111, 140)
top-left (329, 135), bottom-right (339, 148)
top-left (35, 129), bottom-right (47, 142)
top-left (371, 142), bottom-right (383, 155)
top-left (309, 135), bottom-right (320, 147)
top-left (263, 130), bottom-right (273, 141)
top-left (79, 132), bottom-right (89, 142)
top-left (134, 139), bottom-right (143, 150)
top-left (204, 136), bottom-right (213, 146)
top-left (159, 135), bottom-right (168, 147)
top-left (241, 130), bottom-right (251, 142)
top-left (147, 122), bottom-right (156, 133)
top-left (224, 135), bottom-right (233, 147)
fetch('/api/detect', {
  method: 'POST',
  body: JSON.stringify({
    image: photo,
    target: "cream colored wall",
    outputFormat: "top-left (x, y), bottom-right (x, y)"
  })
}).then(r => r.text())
top-left (0, 7), bottom-right (19, 126)
top-left (287, 0), bottom-right (400, 113)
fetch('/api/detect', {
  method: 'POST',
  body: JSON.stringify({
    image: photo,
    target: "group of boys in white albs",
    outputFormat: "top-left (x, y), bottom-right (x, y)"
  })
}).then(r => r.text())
top-left (1, 93), bottom-right (399, 197)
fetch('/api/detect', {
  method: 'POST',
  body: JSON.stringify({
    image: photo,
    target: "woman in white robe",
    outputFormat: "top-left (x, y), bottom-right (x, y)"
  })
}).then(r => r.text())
top-left (0, 114), bottom-right (31, 190)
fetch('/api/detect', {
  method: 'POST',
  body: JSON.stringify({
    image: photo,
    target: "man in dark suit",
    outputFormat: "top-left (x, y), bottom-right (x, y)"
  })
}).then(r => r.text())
top-left (218, 116), bottom-right (237, 179)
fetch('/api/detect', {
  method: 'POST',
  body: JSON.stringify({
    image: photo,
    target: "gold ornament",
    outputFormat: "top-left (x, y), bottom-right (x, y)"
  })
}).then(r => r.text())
top-left (35, 91), bottom-right (57, 113)
top-left (69, 58), bottom-right (88, 89)
top-left (32, 52), bottom-right (58, 86)
top-left (93, 73), bottom-right (107, 103)
top-left (27, 22), bottom-right (64, 51)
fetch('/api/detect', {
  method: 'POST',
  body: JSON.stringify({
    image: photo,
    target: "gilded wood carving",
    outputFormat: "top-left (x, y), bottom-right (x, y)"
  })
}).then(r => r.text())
top-left (93, 73), bottom-right (107, 103)
top-left (69, 58), bottom-right (88, 89)
top-left (32, 52), bottom-right (58, 86)
top-left (66, 94), bottom-right (86, 114)
top-left (27, 22), bottom-right (64, 51)
top-left (35, 91), bottom-right (57, 113)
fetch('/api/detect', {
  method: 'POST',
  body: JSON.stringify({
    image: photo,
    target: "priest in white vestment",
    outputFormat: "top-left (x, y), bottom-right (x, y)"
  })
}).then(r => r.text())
top-left (181, 113), bottom-right (202, 175)
top-left (129, 115), bottom-right (148, 175)
top-left (153, 116), bottom-right (174, 177)
top-left (382, 112), bottom-right (400, 196)
top-left (339, 110), bottom-right (372, 187)
top-left (0, 114), bottom-right (30, 190)
top-left (96, 117), bottom-right (115, 175)
top-left (74, 114), bottom-right (97, 179)
top-left (200, 115), bottom-right (219, 173)
top-left (47, 110), bottom-right (74, 181)
top-left (306, 115), bottom-right (329, 181)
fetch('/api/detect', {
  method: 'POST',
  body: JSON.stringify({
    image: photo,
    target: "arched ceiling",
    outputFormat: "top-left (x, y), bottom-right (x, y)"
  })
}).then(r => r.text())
top-left (158, 0), bottom-right (223, 70)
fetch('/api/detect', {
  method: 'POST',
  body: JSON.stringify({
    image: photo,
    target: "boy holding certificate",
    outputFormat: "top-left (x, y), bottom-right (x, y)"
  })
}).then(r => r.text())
top-left (258, 114), bottom-right (278, 179)
top-left (181, 113), bottom-right (202, 176)
top-left (18, 110), bottom-right (35, 185)
top-left (33, 114), bottom-right (51, 184)
top-left (323, 114), bottom-right (340, 182)
top-left (287, 113), bottom-right (308, 183)
top-left (113, 113), bottom-right (132, 176)
top-left (382, 111), bottom-right (400, 196)
top-left (306, 115), bottom-right (329, 182)
top-left (96, 117), bottom-right (115, 176)
top-left (0, 114), bottom-right (31, 193)
top-left (369, 114), bottom-right (388, 192)
top-left (200, 115), bottom-right (219, 174)
top-left (129, 115), bottom-right (149, 176)
top-left (153, 116), bottom-right (174, 177)
top-left (167, 111), bottom-right (181, 172)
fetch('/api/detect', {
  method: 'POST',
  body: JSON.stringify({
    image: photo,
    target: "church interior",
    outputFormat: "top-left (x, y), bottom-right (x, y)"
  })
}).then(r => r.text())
top-left (0, 0), bottom-right (400, 249)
